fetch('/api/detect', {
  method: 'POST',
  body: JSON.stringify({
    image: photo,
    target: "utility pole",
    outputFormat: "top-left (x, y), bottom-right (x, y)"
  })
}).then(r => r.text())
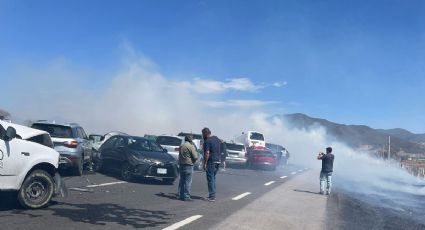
top-left (388, 136), bottom-right (391, 160)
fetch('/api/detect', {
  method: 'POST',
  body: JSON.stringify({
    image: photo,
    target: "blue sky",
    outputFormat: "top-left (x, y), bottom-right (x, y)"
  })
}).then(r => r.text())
top-left (1, 0), bottom-right (424, 133)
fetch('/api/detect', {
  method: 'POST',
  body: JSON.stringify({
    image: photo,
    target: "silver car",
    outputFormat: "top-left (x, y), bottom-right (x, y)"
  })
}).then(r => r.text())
top-left (156, 135), bottom-right (184, 160)
top-left (32, 121), bottom-right (93, 176)
top-left (224, 142), bottom-right (247, 165)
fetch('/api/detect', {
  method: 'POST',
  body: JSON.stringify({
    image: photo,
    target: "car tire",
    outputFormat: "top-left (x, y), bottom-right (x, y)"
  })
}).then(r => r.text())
top-left (162, 178), bottom-right (175, 184)
top-left (18, 170), bottom-right (55, 209)
top-left (121, 163), bottom-right (133, 181)
top-left (93, 159), bottom-right (103, 172)
top-left (84, 153), bottom-right (94, 171)
top-left (74, 157), bottom-right (84, 176)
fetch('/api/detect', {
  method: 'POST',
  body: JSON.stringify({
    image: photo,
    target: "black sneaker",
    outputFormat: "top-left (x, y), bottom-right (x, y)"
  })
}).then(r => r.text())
top-left (207, 197), bottom-right (216, 202)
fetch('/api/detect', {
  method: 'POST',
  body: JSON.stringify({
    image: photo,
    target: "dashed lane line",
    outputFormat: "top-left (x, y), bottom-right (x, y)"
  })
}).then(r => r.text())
top-left (280, 176), bottom-right (288, 179)
top-left (86, 181), bottom-right (127, 188)
top-left (69, 187), bottom-right (94, 193)
top-left (264, 181), bottom-right (276, 186)
top-left (232, 192), bottom-right (252, 201)
top-left (162, 215), bottom-right (203, 230)
top-left (291, 172), bottom-right (297, 175)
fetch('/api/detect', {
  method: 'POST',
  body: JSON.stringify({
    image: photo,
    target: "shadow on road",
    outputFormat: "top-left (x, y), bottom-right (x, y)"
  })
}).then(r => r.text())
top-left (1, 200), bottom-right (171, 229)
top-left (0, 191), bottom-right (21, 211)
top-left (293, 189), bottom-right (321, 195)
top-left (51, 202), bottom-right (171, 228)
top-left (155, 192), bottom-right (204, 201)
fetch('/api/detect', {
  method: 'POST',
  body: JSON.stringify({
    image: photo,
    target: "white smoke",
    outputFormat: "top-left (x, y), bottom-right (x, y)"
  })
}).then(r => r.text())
top-left (6, 48), bottom-right (425, 208)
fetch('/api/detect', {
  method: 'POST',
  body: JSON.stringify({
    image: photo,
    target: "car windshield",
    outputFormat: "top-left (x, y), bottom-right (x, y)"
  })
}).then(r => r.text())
top-left (149, 140), bottom-right (164, 152)
top-left (144, 135), bottom-right (157, 142)
top-left (27, 134), bottom-right (54, 148)
top-left (253, 150), bottom-right (273, 155)
top-left (266, 143), bottom-right (275, 150)
top-left (266, 143), bottom-right (282, 153)
top-left (226, 143), bottom-right (245, 151)
top-left (156, 136), bottom-right (182, 146)
top-left (127, 138), bottom-right (152, 151)
top-left (90, 135), bottom-right (102, 142)
top-left (32, 124), bottom-right (73, 138)
top-left (250, 132), bottom-right (264, 141)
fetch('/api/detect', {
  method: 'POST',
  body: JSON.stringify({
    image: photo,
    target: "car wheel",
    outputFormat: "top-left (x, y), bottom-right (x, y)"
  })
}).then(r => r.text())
top-left (74, 157), bottom-right (84, 176)
top-left (93, 159), bottom-right (103, 172)
top-left (162, 178), bottom-right (175, 184)
top-left (18, 170), bottom-right (54, 209)
top-left (85, 153), bottom-right (94, 171)
top-left (121, 163), bottom-right (133, 181)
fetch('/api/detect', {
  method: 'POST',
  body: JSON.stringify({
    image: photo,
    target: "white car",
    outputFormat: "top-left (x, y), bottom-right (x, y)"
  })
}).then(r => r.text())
top-left (92, 131), bottom-right (129, 151)
top-left (234, 131), bottom-right (266, 148)
top-left (156, 135), bottom-right (184, 160)
top-left (0, 120), bottom-right (67, 209)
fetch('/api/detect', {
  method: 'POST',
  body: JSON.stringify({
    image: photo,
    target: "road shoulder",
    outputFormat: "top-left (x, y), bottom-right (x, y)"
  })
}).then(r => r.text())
top-left (211, 170), bottom-right (328, 230)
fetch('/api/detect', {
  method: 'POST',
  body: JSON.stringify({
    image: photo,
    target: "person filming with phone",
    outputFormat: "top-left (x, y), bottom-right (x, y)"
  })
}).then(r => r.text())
top-left (317, 147), bottom-right (334, 195)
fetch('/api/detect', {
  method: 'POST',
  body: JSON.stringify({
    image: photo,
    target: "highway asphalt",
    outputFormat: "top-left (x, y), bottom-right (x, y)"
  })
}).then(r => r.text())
top-left (0, 164), bottom-right (307, 230)
top-left (1, 164), bottom-right (424, 230)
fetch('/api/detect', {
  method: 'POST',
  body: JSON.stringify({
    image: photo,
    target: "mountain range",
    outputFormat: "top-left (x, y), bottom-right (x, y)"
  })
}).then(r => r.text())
top-left (282, 113), bottom-right (425, 157)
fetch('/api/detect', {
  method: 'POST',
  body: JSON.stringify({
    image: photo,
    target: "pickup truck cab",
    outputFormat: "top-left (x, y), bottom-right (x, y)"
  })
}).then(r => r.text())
top-left (0, 120), bottom-right (67, 209)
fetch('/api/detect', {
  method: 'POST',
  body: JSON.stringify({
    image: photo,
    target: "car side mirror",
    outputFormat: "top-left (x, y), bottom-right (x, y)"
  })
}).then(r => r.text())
top-left (163, 149), bottom-right (168, 153)
top-left (5, 126), bottom-right (17, 141)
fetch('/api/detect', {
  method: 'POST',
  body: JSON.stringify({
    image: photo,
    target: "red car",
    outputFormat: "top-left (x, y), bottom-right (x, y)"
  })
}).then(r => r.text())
top-left (246, 146), bottom-right (278, 170)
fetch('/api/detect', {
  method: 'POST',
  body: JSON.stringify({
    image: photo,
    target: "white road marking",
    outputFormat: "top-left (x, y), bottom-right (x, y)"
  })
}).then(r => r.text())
top-left (298, 169), bottom-right (303, 172)
top-left (69, 187), bottom-right (94, 193)
top-left (291, 172), bottom-right (297, 175)
top-left (264, 181), bottom-right (276, 186)
top-left (86, 181), bottom-right (127, 188)
top-left (304, 168), bottom-right (309, 170)
top-left (280, 176), bottom-right (288, 179)
top-left (162, 215), bottom-right (203, 230)
top-left (232, 192), bottom-right (252, 201)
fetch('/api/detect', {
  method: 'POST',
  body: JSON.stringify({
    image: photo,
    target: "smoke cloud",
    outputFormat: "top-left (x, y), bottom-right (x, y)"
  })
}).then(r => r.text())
top-left (5, 47), bottom-right (424, 213)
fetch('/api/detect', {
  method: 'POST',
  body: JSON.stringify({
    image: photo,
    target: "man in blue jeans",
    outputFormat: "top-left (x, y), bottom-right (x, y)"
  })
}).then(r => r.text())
top-left (317, 147), bottom-right (335, 195)
top-left (202, 127), bottom-right (221, 202)
top-left (178, 135), bottom-right (198, 201)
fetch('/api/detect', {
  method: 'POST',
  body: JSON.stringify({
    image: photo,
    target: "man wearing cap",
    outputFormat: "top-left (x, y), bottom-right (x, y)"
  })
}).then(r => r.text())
top-left (317, 147), bottom-right (335, 195)
top-left (178, 135), bottom-right (198, 201)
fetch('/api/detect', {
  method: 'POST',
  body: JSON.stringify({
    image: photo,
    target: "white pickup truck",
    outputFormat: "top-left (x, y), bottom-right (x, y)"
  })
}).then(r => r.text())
top-left (0, 120), bottom-right (67, 209)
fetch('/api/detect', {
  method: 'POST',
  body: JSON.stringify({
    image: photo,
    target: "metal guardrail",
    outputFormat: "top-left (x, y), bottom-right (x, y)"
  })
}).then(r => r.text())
top-left (400, 161), bottom-right (425, 179)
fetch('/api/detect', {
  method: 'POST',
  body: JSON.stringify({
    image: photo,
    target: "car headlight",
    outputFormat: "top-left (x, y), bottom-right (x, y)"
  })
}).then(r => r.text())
top-left (141, 157), bottom-right (161, 165)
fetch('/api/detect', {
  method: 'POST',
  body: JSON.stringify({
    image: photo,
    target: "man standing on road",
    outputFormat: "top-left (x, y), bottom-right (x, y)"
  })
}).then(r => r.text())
top-left (202, 127), bottom-right (221, 202)
top-left (317, 147), bottom-right (335, 195)
top-left (178, 135), bottom-right (198, 201)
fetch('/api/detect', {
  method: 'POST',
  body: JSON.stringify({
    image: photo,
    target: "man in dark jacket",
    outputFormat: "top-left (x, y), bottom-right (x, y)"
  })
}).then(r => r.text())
top-left (317, 147), bottom-right (335, 195)
top-left (202, 127), bottom-right (221, 202)
top-left (178, 135), bottom-right (198, 201)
